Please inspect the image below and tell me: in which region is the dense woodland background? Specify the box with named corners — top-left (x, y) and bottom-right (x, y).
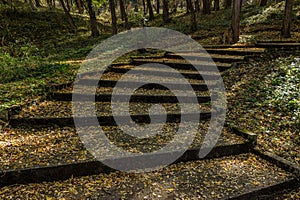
top-left (1, 0), bottom-right (299, 110)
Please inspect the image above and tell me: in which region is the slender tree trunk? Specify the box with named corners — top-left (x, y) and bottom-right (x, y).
top-left (34, 0), bottom-right (41, 7)
top-left (187, 0), bottom-right (197, 31)
top-left (119, 0), bottom-right (125, 20)
top-left (146, 0), bottom-right (154, 20)
top-left (75, 0), bottom-right (84, 13)
top-left (156, 0), bottom-right (160, 14)
top-left (195, 0), bottom-right (200, 12)
top-left (225, 0), bottom-right (231, 9)
top-left (119, 0), bottom-right (130, 29)
top-left (162, 0), bottom-right (169, 23)
top-left (231, 0), bottom-right (241, 43)
top-left (109, 0), bottom-right (117, 34)
top-left (260, 0), bottom-right (267, 6)
top-left (142, 0), bottom-right (146, 15)
top-left (59, 0), bottom-right (77, 33)
top-left (281, 0), bottom-right (294, 38)
top-left (87, 0), bottom-right (99, 37)
top-left (133, 0), bottom-right (138, 12)
top-left (186, 0), bottom-right (190, 13)
top-left (66, 0), bottom-right (71, 11)
top-left (214, 0), bottom-right (220, 11)
top-left (202, 0), bottom-right (210, 14)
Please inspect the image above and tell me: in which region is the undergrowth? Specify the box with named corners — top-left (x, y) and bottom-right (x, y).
top-left (264, 57), bottom-right (300, 122)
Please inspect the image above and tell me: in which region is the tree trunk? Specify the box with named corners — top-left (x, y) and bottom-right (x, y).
top-left (187, 0), bottom-right (197, 31)
top-left (34, 0), bottom-right (41, 7)
top-left (162, 0), bottom-right (169, 23)
top-left (109, 0), bottom-right (118, 34)
top-left (214, 0), bottom-right (220, 11)
top-left (231, 0), bottom-right (241, 43)
top-left (260, 0), bottom-right (267, 6)
top-left (119, 0), bottom-right (130, 29)
top-left (186, 0), bottom-right (190, 14)
top-left (75, 0), bottom-right (84, 13)
top-left (202, 0), bottom-right (210, 14)
top-left (66, 0), bottom-right (71, 11)
top-left (281, 0), bottom-right (294, 38)
top-left (133, 0), bottom-right (138, 12)
top-left (146, 0), bottom-right (154, 20)
top-left (142, 0), bottom-right (146, 15)
top-left (87, 0), bottom-right (99, 37)
top-left (259, 0), bottom-right (266, 7)
top-left (59, 0), bottom-right (77, 33)
top-left (225, 0), bottom-right (231, 9)
top-left (156, 0), bottom-right (160, 14)
top-left (119, 0), bottom-right (125, 20)
top-left (195, 0), bottom-right (200, 12)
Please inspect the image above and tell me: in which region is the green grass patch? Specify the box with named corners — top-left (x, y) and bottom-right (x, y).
top-left (0, 47), bottom-right (78, 112)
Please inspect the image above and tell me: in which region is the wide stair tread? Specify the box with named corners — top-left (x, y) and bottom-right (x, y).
top-left (256, 42), bottom-right (300, 48)
top-left (205, 47), bottom-right (266, 55)
top-left (10, 107), bottom-right (212, 127)
top-left (131, 57), bottom-right (233, 70)
top-left (82, 65), bottom-right (223, 80)
top-left (0, 151), bottom-right (297, 199)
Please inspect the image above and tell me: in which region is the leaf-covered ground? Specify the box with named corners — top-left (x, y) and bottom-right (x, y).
top-left (223, 55), bottom-right (300, 166)
top-left (0, 154), bottom-right (294, 199)
top-left (0, 122), bottom-right (245, 170)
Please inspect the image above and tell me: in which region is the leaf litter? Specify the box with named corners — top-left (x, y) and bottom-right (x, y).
top-left (0, 120), bottom-right (244, 170)
top-left (0, 154), bottom-right (294, 199)
top-left (223, 55), bottom-right (300, 166)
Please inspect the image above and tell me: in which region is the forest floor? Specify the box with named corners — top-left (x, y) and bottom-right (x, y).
top-left (0, 0), bottom-right (299, 198)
